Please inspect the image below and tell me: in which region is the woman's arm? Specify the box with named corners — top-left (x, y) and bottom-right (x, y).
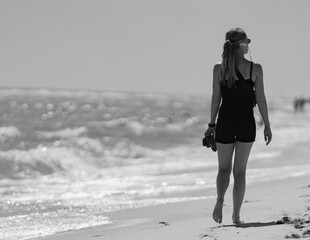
top-left (254, 64), bottom-right (272, 145)
top-left (205, 64), bottom-right (222, 136)
top-left (209, 64), bottom-right (222, 124)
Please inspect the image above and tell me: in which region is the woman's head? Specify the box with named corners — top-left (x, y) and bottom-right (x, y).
top-left (221, 28), bottom-right (251, 87)
top-left (225, 28), bottom-right (251, 55)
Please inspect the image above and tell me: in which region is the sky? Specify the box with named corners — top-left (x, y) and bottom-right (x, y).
top-left (0, 0), bottom-right (310, 97)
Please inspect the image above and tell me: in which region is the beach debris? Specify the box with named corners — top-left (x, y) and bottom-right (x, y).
top-left (199, 233), bottom-right (213, 238)
top-left (91, 235), bottom-right (102, 238)
top-left (283, 216), bottom-right (292, 223)
top-left (277, 217), bottom-right (307, 225)
top-left (303, 229), bottom-right (310, 236)
top-left (282, 216), bottom-right (310, 239)
top-left (279, 210), bottom-right (310, 238)
top-left (292, 218), bottom-right (306, 229)
top-left (285, 233), bottom-right (301, 238)
top-left (277, 216), bottom-right (292, 224)
top-left (158, 221), bottom-right (170, 226)
top-left (294, 223), bottom-right (305, 229)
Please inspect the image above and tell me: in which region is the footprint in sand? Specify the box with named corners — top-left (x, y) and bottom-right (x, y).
top-left (158, 221), bottom-right (170, 227)
top-left (199, 233), bottom-right (215, 239)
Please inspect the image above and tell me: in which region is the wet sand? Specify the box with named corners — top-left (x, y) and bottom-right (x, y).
top-left (31, 168), bottom-right (310, 240)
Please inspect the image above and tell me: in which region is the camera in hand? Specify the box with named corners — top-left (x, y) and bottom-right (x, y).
top-left (202, 134), bottom-right (217, 152)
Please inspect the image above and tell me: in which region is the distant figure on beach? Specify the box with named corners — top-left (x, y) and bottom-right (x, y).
top-left (205, 28), bottom-right (272, 224)
top-left (293, 96), bottom-right (306, 112)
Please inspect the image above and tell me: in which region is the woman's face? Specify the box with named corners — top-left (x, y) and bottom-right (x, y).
top-left (239, 38), bottom-right (251, 54)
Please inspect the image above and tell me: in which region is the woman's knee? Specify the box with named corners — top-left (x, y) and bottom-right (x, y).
top-left (219, 167), bottom-right (232, 175)
top-left (233, 170), bottom-right (246, 179)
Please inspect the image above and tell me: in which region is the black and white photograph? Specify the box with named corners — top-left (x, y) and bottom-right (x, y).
top-left (0, 0), bottom-right (310, 239)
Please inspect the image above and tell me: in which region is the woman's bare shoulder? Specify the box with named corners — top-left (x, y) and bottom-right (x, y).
top-left (252, 62), bottom-right (263, 82)
top-left (253, 62), bottom-right (263, 72)
top-left (213, 63), bottom-right (222, 74)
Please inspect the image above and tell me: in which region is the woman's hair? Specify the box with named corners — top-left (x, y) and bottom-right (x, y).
top-left (221, 28), bottom-right (248, 88)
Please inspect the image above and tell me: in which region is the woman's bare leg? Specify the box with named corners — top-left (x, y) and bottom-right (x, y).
top-left (232, 141), bottom-right (253, 224)
top-left (213, 142), bottom-right (234, 223)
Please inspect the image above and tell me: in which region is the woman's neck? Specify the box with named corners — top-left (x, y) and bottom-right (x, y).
top-left (236, 54), bottom-right (247, 65)
top-left (236, 52), bottom-right (246, 61)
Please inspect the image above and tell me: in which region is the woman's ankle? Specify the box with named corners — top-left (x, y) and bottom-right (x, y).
top-left (216, 197), bottom-right (224, 205)
top-left (232, 213), bottom-right (240, 221)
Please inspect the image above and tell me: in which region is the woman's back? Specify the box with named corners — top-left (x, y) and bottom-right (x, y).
top-left (220, 61), bottom-right (255, 110)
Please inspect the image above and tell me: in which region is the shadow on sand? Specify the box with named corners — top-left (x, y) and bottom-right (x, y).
top-left (223, 221), bottom-right (278, 228)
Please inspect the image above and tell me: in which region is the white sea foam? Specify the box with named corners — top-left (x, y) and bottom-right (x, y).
top-left (36, 127), bottom-right (88, 139)
top-left (0, 126), bottom-right (21, 139)
top-left (247, 164), bottom-right (310, 184)
top-left (127, 121), bottom-right (145, 136)
top-left (251, 151), bottom-right (282, 161)
top-left (0, 146), bottom-right (94, 178)
top-left (0, 209), bottom-right (111, 240)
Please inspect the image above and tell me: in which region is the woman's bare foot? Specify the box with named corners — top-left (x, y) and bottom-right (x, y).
top-left (212, 199), bottom-right (224, 223)
top-left (232, 214), bottom-right (244, 225)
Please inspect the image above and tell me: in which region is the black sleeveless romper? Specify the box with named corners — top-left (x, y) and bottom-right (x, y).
top-left (215, 62), bottom-right (256, 144)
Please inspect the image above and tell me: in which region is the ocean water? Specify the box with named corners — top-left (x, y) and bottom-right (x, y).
top-left (0, 88), bottom-right (310, 240)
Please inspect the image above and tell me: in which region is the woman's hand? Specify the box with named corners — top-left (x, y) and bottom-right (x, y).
top-left (205, 127), bottom-right (216, 136)
top-left (264, 126), bottom-right (272, 145)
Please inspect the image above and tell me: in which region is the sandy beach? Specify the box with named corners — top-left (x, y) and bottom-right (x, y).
top-left (31, 166), bottom-right (310, 240)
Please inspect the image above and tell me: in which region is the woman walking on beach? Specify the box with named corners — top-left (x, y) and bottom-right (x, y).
top-left (205, 28), bottom-right (272, 224)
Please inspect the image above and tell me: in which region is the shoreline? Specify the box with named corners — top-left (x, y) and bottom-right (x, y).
top-left (31, 172), bottom-right (310, 240)
top-left (27, 134), bottom-right (310, 240)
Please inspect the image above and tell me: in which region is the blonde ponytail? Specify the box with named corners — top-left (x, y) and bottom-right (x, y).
top-left (220, 28), bottom-right (248, 88)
